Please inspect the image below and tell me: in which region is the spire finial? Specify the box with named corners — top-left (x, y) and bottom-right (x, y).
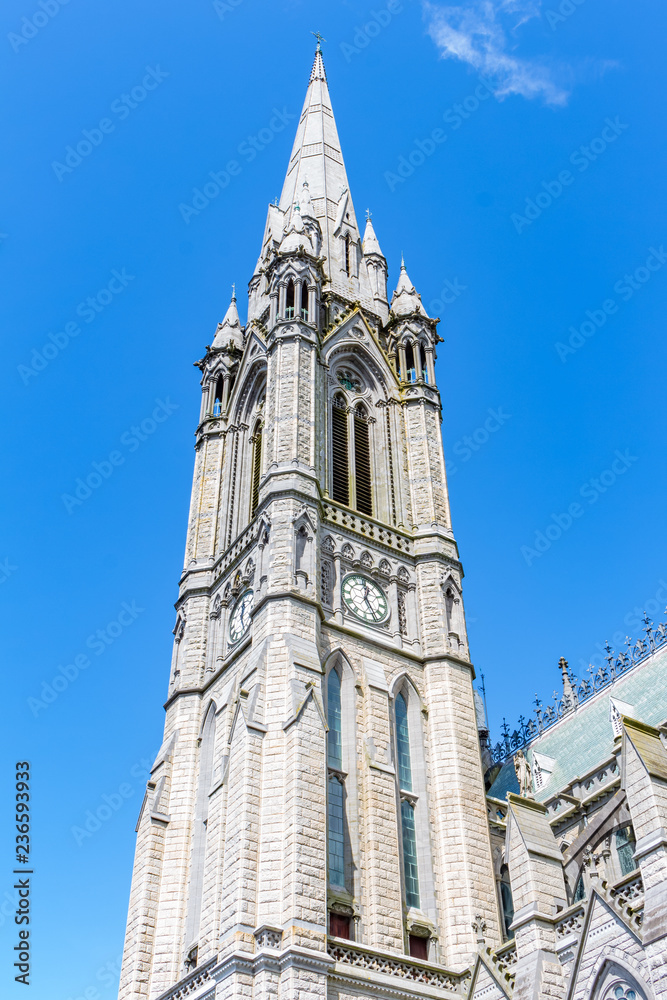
top-left (311, 30), bottom-right (326, 50)
top-left (400, 252), bottom-right (406, 270)
top-left (365, 208), bottom-right (372, 221)
top-left (231, 282), bottom-right (236, 301)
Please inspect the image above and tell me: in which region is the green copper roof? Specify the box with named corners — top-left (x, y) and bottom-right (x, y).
top-left (488, 644), bottom-right (667, 802)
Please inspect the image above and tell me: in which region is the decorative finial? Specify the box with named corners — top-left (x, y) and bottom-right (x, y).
top-left (400, 252), bottom-right (406, 269)
top-left (231, 283), bottom-right (236, 302)
top-left (472, 914), bottom-right (487, 945)
top-left (558, 656), bottom-right (574, 704)
top-left (365, 208), bottom-right (372, 221)
top-left (311, 30), bottom-right (326, 50)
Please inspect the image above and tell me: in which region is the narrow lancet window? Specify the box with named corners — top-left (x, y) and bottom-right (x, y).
top-left (343, 234), bottom-right (351, 276)
top-left (401, 799), bottom-right (420, 908)
top-left (328, 775), bottom-right (345, 887)
top-left (420, 344), bottom-right (428, 382)
top-left (396, 690), bottom-right (420, 910)
top-left (327, 669), bottom-right (345, 888)
top-left (405, 343), bottom-right (416, 382)
top-left (250, 423), bottom-right (262, 517)
top-left (616, 826), bottom-right (637, 876)
top-left (301, 282), bottom-right (309, 321)
top-left (213, 375), bottom-right (224, 416)
top-left (327, 669), bottom-right (343, 769)
top-left (331, 396), bottom-right (349, 505)
top-left (353, 405), bottom-right (372, 517)
top-left (396, 693), bottom-right (412, 791)
top-left (285, 279), bottom-right (295, 319)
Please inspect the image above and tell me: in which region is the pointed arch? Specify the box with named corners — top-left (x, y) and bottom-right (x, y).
top-left (212, 372), bottom-right (225, 416)
top-left (285, 278), bottom-right (295, 319)
top-left (331, 393), bottom-right (349, 505)
top-left (390, 674), bottom-right (438, 945)
top-left (405, 342), bottom-right (416, 382)
top-left (353, 404), bottom-right (372, 516)
top-left (324, 338), bottom-right (397, 524)
top-left (184, 700), bottom-right (217, 953)
top-left (324, 651), bottom-right (359, 929)
top-left (250, 419), bottom-right (263, 518)
top-left (300, 281), bottom-right (310, 321)
top-left (419, 343), bottom-right (428, 383)
top-left (588, 958), bottom-right (652, 1000)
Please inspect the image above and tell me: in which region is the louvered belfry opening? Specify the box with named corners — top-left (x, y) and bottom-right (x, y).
top-left (250, 424), bottom-right (262, 516)
top-left (331, 396), bottom-right (349, 505)
top-left (354, 405), bottom-right (372, 516)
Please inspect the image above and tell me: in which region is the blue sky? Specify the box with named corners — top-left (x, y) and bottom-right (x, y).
top-left (1, 0), bottom-right (665, 996)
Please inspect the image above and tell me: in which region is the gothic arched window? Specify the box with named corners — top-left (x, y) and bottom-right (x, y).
top-left (405, 343), bottom-right (416, 382)
top-left (331, 394), bottom-right (350, 506)
top-left (301, 281), bottom-right (309, 321)
top-left (330, 394), bottom-right (374, 516)
top-left (212, 375), bottom-right (224, 416)
top-left (285, 279), bottom-right (295, 319)
top-left (327, 669), bottom-right (345, 888)
top-left (183, 703), bottom-right (216, 952)
top-left (616, 826), bottom-right (636, 876)
top-left (353, 405), bottom-right (372, 516)
top-left (420, 344), bottom-right (428, 383)
top-left (250, 422), bottom-right (263, 517)
top-left (396, 693), bottom-right (420, 909)
top-left (499, 864), bottom-right (514, 939)
top-left (343, 234), bottom-right (351, 276)
top-left (396, 693), bottom-right (412, 790)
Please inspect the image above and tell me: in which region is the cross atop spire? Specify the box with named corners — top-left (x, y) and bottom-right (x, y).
top-left (309, 36), bottom-right (327, 83)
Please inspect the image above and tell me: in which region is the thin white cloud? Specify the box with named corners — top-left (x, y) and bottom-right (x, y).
top-left (423, 0), bottom-right (570, 106)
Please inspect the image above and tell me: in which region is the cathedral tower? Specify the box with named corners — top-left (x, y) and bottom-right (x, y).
top-left (118, 45), bottom-right (500, 1000)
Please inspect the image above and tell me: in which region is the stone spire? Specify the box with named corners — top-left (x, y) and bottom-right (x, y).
top-left (390, 259), bottom-right (429, 317)
top-left (212, 288), bottom-right (243, 350)
top-left (278, 45), bottom-right (361, 281)
top-left (362, 216), bottom-right (384, 258)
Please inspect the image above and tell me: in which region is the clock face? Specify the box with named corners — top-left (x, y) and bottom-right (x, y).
top-left (229, 590), bottom-right (253, 643)
top-left (342, 574), bottom-right (389, 625)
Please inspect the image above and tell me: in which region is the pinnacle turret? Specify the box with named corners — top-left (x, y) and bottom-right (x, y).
top-left (212, 289), bottom-right (243, 350)
top-left (362, 217), bottom-right (384, 259)
top-left (390, 259), bottom-right (429, 318)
